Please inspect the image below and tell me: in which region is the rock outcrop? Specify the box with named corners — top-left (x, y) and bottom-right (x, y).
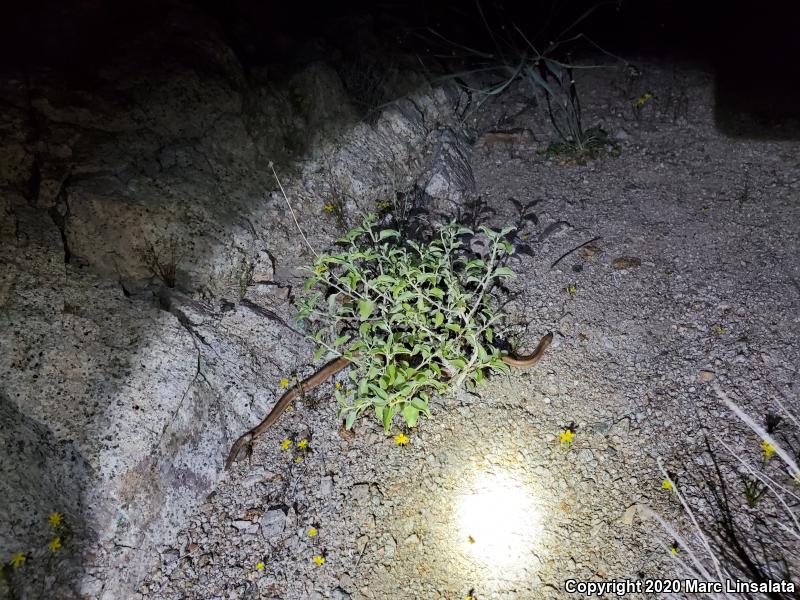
top-left (0, 4), bottom-right (472, 598)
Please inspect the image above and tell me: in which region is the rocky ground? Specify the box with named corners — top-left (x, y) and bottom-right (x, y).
top-left (137, 62), bottom-right (800, 599)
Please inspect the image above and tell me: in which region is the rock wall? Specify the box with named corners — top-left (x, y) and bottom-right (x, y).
top-left (0, 5), bottom-right (472, 598)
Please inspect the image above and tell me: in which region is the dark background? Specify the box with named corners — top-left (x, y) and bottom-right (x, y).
top-left (2, 0), bottom-right (800, 126)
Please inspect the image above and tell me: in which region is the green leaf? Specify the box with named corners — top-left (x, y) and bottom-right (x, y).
top-left (403, 403), bottom-right (420, 427)
top-left (383, 404), bottom-right (395, 432)
top-left (411, 397), bottom-right (430, 415)
top-left (358, 300), bottom-right (375, 320)
top-left (493, 266), bottom-right (516, 279)
top-left (379, 229), bottom-right (400, 241)
top-left (344, 411), bottom-right (357, 429)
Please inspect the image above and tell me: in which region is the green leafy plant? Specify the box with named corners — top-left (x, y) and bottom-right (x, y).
top-left (741, 476), bottom-right (768, 508)
top-left (297, 214), bottom-right (516, 432)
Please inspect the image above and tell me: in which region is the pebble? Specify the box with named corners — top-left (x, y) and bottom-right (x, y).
top-left (697, 369), bottom-right (715, 382)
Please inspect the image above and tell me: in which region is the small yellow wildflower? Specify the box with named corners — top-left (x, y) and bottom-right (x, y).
top-left (279, 378), bottom-right (290, 388)
top-left (662, 479), bottom-right (673, 491)
top-left (634, 92), bottom-right (653, 107)
top-left (671, 545), bottom-right (679, 556)
top-left (256, 561), bottom-right (265, 571)
top-left (9, 552), bottom-right (25, 568)
top-left (566, 284), bottom-right (577, 296)
top-left (48, 537), bottom-right (61, 553)
top-left (323, 203), bottom-right (335, 213)
top-left (559, 428), bottom-right (575, 446)
top-left (762, 440), bottom-right (775, 460)
top-left (315, 264), bottom-right (328, 275)
top-left (297, 439), bottom-right (309, 450)
top-left (312, 555), bottom-right (325, 566)
top-left (48, 512), bottom-right (63, 528)
top-left (394, 432), bottom-right (409, 446)
top-left (280, 439), bottom-right (292, 451)
top-left (308, 527), bottom-right (318, 537)
top-left (335, 382), bottom-right (341, 390)
top-left (294, 456), bottom-right (303, 463)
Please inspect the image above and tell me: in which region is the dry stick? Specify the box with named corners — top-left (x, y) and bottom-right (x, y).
top-left (549, 235), bottom-right (601, 270)
top-left (269, 161), bottom-right (318, 258)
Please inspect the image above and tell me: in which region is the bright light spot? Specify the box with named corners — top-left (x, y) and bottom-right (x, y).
top-left (456, 471), bottom-right (542, 568)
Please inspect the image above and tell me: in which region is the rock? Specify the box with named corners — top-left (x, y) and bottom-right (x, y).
top-left (612, 256), bottom-right (642, 270)
top-left (331, 587), bottom-right (352, 600)
top-left (611, 127), bottom-right (631, 141)
top-left (351, 483), bottom-right (371, 504)
top-left (418, 129), bottom-right (475, 210)
top-left (260, 509), bottom-right (287, 539)
top-left (697, 370), bottom-right (715, 382)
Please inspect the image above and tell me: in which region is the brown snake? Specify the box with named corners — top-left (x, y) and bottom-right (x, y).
top-left (225, 332), bottom-right (553, 469)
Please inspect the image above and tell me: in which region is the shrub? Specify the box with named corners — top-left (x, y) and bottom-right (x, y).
top-left (296, 214), bottom-right (516, 432)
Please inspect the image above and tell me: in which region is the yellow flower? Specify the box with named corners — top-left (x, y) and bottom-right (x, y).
top-left (48, 537), bottom-right (61, 553)
top-left (634, 92), bottom-right (653, 107)
top-left (335, 382), bottom-right (341, 390)
top-left (279, 378), bottom-right (290, 388)
top-left (312, 555), bottom-right (325, 566)
top-left (559, 428), bottom-right (575, 446)
top-left (308, 527), bottom-right (318, 537)
top-left (294, 456), bottom-right (303, 463)
top-left (256, 561), bottom-right (265, 571)
top-left (323, 203), bottom-right (335, 213)
top-left (48, 512), bottom-right (63, 528)
top-left (566, 284), bottom-right (577, 296)
top-left (315, 264), bottom-right (328, 275)
top-left (662, 479), bottom-right (673, 491)
top-left (762, 440), bottom-right (775, 460)
top-left (394, 432), bottom-right (409, 446)
top-left (670, 545), bottom-right (679, 555)
top-left (9, 552), bottom-right (25, 568)
top-left (297, 439), bottom-right (309, 450)
top-left (280, 439), bottom-right (292, 451)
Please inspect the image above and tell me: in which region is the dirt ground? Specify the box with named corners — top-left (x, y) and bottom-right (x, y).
top-left (141, 60), bottom-right (800, 599)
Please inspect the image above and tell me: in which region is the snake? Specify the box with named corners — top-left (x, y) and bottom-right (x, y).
top-left (225, 331), bottom-right (554, 469)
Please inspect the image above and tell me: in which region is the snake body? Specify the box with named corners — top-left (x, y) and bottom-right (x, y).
top-left (225, 332), bottom-right (553, 469)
